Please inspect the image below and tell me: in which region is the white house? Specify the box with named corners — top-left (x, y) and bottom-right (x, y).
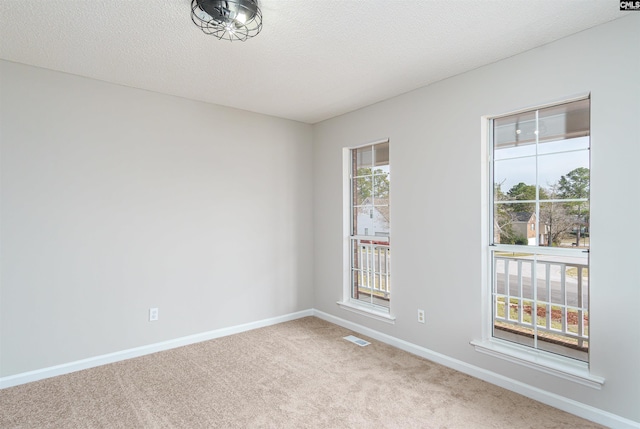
top-left (355, 198), bottom-right (390, 238)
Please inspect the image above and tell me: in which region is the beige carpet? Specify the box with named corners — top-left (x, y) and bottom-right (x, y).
top-left (0, 317), bottom-right (605, 428)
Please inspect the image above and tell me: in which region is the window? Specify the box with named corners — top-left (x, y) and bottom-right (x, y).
top-left (490, 98), bottom-right (590, 362)
top-left (344, 141), bottom-right (391, 316)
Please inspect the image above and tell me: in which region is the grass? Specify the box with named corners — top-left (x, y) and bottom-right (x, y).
top-left (566, 267), bottom-right (589, 278)
top-left (494, 252), bottom-right (531, 257)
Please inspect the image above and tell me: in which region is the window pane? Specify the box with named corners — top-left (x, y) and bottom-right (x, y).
top-left (352, 143), bottom-right (390, 238)
top-left (538, 136), bottom-right (589, 155)
top-left (537, 99), bottom-right (590, 143)
top-left (355, 206), bottom-right (390, 236)
top-left (373, 167), bottom-right (390, 201)
top-left (354, 206), bottom-right (373, 236)
top-left (535, 255), bottom-right (589, 360)
top-left (494, 110), bottom-right (537, 149)
top-left (351, 239), bottom-right (390, 309)
top-left (492, 252), bottom-right (588, 361)
top-left (539, 202), bottom-right (589, 249)
top-left (373, 205), bottom-right (390, 235)
top-left (494, 142), bottom-right (536, 161)
top-left (354, 175), bottom-right (371, 205)
top-left (493, 249), bottom-right (537, 348)
top-left (494, 205), bottom-right (537, 245)
top-left (538, 150), bottom-right (589, 195)
top-left (355, 147), bottom-right (373, 169)
top-left (494, 98), bottom-right (589, 151)
top-left (374, 142), bottom-right (389, 166)
top-left (494, 157), bottom-right (536, 200)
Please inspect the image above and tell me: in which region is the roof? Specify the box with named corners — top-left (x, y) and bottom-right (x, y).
top-left (360, 197), bottom-right (389, 223)
top-left (512, 212), bottom-right (535, 222)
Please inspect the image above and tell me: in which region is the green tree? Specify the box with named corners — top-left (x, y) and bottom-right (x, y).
top-left (507, 182), bottom-right (536, 213)
top-left (505, 182), bottom-right (548, 213)
top-left (496, 182), bottom-right (550, 245)
top-left (558, 167), bottom-right (590, 245)
top-left (558, 167), bottom-right (589, 200)
top-left (355, 168), bottom-right (389, 204)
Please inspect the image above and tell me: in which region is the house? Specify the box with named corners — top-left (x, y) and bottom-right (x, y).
top-left (355, 197), bottom-right (390, 238)
top-left (494, 212), bottom-right (546, 246)
top-left (1, 4), bottom-right (638, 429)
top-left (509, 212), bottom-right (551, 246)
top-left (511, 212), bottom-right (536, 245)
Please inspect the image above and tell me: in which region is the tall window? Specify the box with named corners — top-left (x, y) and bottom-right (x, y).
top-left (349, 141), bottom-right (391, 312)
top-left (490, 98), bottom-right (590, 361)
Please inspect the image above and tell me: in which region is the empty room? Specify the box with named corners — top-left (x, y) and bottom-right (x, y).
top-left (1, 1), bottom-right (639, 428)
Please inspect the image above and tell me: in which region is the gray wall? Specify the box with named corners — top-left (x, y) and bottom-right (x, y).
top-left (313, 15), bottom-right (640, 422)
top-left (0, 61), bottom-right (314, 376)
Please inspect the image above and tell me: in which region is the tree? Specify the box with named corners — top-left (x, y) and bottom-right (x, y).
top-left (496, 182), bottom-right (551, 245)
top-left (505, 182), bottom-right (549, 213)
top-left (493, 182), bottom-right (512, 243)
top-left (539, 183), bottom-right (576, 246)
top-left (493, 170), bottom-right (589, 247)
top-left (506, 182), bottom-right (537, 213)
top-left (558, 167), bottom-right (589, 200)
top-left (355, 168), bottom-right (389, 202)
top-left (558, 167), bottom-right (590, 246)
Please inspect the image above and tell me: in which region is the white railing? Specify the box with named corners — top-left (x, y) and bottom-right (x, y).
top-left (352, 241), bottom-right (391, 300)
top-left (493, 255), bottom-right (588, 349)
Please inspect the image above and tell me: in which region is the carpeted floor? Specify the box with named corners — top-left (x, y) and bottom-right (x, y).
top-left (0, 317), bottom-right (605, 428)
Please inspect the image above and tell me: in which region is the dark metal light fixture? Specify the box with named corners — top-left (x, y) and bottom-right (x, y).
top-left (191, 0), bottom-right (262, 41)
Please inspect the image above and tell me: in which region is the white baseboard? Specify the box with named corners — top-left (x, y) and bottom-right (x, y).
top-left (2, 308), bottom-right (637, 429)
top-left (0, 309), bottom-right (313, 390)
top-left (313, 309), bottom-right (640, 429)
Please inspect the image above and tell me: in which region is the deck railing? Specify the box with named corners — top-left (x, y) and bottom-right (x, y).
top-left (493, 255), bottom-right (588, 351)
top-left (353, 242), bottom-right (391, 300)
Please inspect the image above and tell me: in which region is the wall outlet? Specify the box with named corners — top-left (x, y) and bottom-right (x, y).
top-left (149, 307), bottom-right (159, 321)
top-left (417, 309), bottom-right (425, 324)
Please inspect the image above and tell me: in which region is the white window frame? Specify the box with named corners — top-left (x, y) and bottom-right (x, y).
top-left (472, 95), bottom-right (604, 389)
top-left (338, 139), bottom-right (395, 323)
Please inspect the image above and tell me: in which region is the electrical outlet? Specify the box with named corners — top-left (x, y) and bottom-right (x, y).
top-left (149, 307), bottom-right (159, 321)
top-left (417, 309), bottom-right (425, 324)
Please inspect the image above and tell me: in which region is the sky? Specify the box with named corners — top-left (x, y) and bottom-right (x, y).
top-left (494, 136), bottom-right (589, 193)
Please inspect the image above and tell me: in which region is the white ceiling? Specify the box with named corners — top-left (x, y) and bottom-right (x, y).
top-left (0, 1), bottom-right (629, 124)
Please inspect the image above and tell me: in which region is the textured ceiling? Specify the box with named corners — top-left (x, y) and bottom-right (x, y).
top-left (0, 1), bottom-right (629, 124)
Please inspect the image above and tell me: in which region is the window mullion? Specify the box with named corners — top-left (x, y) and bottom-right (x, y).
top-left (532, 255), bottom-right (538, 350)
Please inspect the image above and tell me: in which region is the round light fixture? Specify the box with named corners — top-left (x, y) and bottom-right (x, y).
top-left (191, 0), bottom-right (262, 41)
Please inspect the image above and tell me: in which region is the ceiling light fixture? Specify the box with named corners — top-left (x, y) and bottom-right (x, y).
top-left (191, 0), bottom-right (262, 42)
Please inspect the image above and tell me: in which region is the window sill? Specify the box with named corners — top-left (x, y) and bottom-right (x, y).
top-left (337, 301), bottom-right (396, 324)
top-left (470, 338), bottom-right (604, 389)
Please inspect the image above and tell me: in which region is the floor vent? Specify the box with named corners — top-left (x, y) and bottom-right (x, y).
top-left (343, 335), bottom-right (370, 347)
